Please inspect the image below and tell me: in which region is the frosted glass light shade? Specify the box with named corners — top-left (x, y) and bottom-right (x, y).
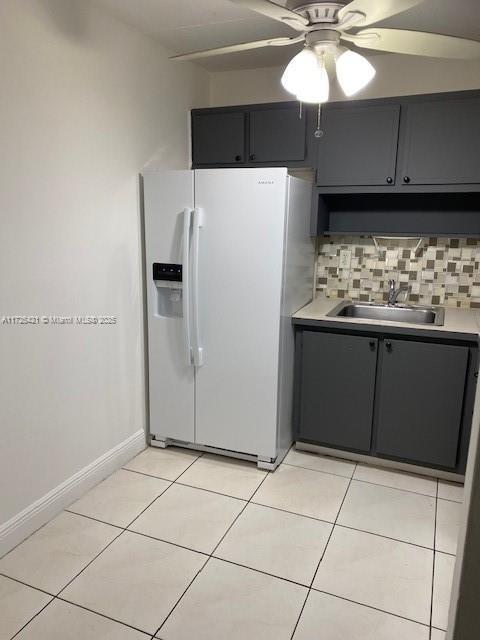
top-left (295, 63), bottom-right (329, 103)
top-left (281, 48), bottom-right (329, 103)
top-left (336, 49), bottom-right (376, 96)
top-left (281, 48), bottom-right (318, 95)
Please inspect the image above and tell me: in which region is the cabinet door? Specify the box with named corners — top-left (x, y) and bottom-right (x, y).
top-left (298, 332), bottom-right (378, 452)
top-left (398, 96), bottom-right (480, 185)
top-left (249, 106), bottom-right (306, 162)
top-left (375, 340), bottom-right (469, 468)
top-left (316, 104), bottom-right (400, 186)
top-left (192, 111), bottom-right (245, 165)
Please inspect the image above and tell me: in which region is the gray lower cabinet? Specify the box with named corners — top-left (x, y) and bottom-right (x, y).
top-left (295, 328), bottom-right (476, 472)
top-left (298, 331), bottom-right (378, 452)
top-left (375, 339), bottom-right (469, 468)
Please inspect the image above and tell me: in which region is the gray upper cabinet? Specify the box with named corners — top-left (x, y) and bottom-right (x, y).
top-left (375, 339), bottom-right (469, 469)
top-left (398, 95), bottom-right (480, 185)
top-left (249, 106), bottom-right (306, 163)
top-left (316, 103), bottom-right (401, 187)
top-left (191, 103), bottom-right (308, 168)
top-left (192, 111), bottom-right (246, 165)
top-left (298, 331), bottom-right (377, 452)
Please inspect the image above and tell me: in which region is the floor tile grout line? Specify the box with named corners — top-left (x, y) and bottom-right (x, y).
top-left (122, 449), bottom-right (205, 485)
top-left (436, 496), bottom-right (463, 504)
top-left (124, 478), bottom-right (178, 531)
top-left (9, 595), bottom-right (55, 640)
top-left (55, 527), bottom-right (125, 598)
top-left (54, 596), bottom-right (153, 636)
top-left (152, 469), bottom-right (272, 638)
top-left (430, 479), bottom-right (440, 636)
top-left (284, 457), bottom-right (463, 500)
top-left (289, 587), bottom-right (310, 640)
top-left (436, 495), bottom-right (464, 505)
top-left (334, 522), bottom-right (437, 552)
top-left (121, 467), bottom-right (179, 483)
top-left (290, 462), bottom-right (358, 640)
top-left (173, 479), bottom-right (249, 502)
top-left (210, 472), bottom-right (270, 557)
top-left (149, 547), bottom-right (208, 637)
top-left (210, 555), bottom-right (311, 589)
top-left (64, 509), bottom-right (125, 530)
top-left (0, 572), bottom-right (55, 598)
top-left (309, 586), bottom-right (432, 629)
top-left (282, 461), bottom-right (355, 480)
top-left (351, 476), bottom-right (440, 499)
top-left (166, 451), bottom-right (206, 484)
top-left (59, 510), bottom-right (212, 560)
top-left (249, 499), bottom-right (336, 525)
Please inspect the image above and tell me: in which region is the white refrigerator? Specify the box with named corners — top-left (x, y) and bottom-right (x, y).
top-left (143, 168), bottom-right (314, 469)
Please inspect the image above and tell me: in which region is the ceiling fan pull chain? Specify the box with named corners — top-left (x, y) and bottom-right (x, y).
top-left (314, 103), bottom-right (324, 138)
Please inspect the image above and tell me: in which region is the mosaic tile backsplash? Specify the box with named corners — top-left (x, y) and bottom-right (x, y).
top-left (316, 236), bottom-right (480, 309)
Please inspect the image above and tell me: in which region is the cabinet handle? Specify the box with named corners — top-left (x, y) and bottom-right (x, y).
top-left (369, 340), bottom-right (376, 350)
top-left (235, 155), bottom-right (242, 162)
top-left (386, 176), bottom-right (393, 184)
top-left (385, 341), bottom-right (392, 352)
top-left (249, 153), bottom-right (256, 161)
top-left (403, 176), bottom-right (411, 183)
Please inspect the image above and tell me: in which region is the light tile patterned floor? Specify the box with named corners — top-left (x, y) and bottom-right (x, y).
top-left (0, 446), bottom-right (463, 639)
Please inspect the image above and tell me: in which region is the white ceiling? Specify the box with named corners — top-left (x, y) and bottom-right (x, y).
top-left (99, 0), bottom-right (480, 72)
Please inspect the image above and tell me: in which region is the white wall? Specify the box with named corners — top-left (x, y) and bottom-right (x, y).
top-left (209, 55), bottom-right (480, 106)
top-left (0, 0), bottom-right (208, 544)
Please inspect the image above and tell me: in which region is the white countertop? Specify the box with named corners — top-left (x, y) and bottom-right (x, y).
top-left (293, 295), bottom-right (480, 337)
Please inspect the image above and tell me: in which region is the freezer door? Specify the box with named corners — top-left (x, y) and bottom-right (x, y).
top-left (143, 171), bottom-right (195, 443)
top-left (193, 168), bottom-right (288, 458)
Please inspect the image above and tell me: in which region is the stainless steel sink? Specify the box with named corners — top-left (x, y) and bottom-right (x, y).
top-left (327, 301), bottom-right (445, 326)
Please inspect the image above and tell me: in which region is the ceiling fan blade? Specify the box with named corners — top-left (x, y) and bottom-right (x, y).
top-left (170, 35), bottom-right (304, 61)
top-left (230, 0), bottom-right (308, 31)
top-left (343, 28), bottom-right (480, 59)
top-left (337, 0), bottom-right (423, 29)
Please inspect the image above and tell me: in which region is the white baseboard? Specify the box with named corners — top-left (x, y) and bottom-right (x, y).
top-left (0, 429), bottom-right (146, 558)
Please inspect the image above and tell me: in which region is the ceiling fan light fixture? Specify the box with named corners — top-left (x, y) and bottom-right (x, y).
top-left (281, 47), bottom-right (329, 103)
top-left (295, 61), bottom-right (329, 103)
top-left (281, 47), bottom-right (318, 95)
top-left (335, 49), bottom-right (376, 97)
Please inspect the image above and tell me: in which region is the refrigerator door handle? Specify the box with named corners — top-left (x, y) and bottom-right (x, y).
top-left (191, 207), bottom-right (204, 367)
top-left (182, 207), bottom-right (194, 365)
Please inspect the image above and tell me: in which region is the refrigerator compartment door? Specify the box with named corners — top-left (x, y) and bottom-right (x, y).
top-left (143, 170), bottom-right (195, 444)
top-left (193, 168), bottom-right (288, 459)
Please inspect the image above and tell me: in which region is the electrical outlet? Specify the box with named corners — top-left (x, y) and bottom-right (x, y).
top-left (339, 249), bottom-right (352, 269)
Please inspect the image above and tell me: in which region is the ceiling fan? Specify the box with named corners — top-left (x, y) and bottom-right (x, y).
top-left (171, 0), bottom-right (480, 102)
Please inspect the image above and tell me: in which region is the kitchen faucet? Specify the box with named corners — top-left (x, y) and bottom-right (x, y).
top-left (387, 279), bottom-right (409, 305)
